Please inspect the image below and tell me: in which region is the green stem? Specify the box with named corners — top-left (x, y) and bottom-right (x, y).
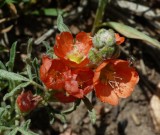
top-left (30, 80), bottom-right (46, 91)
top-left (91, 0), bottom-right (108, 35)
top-left (61, 99), bottom-right (81, 114)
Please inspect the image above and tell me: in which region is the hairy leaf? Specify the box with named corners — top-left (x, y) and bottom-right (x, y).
top-left (18, 127), bottom-right (38, 135)
top-left (104, 22), bottom-right (160, 48)
top-left (0, 60), bottom-right (7, 70)
top-left (6, 41), bottom-right (17, 71)
top-left (26, 39), bottom-right (33, 80)
top-left (0, 69), bottom-right (29, 81)
top-left (57, 14), bottom-right (71, 33)
top-left (3, 82), bottom-right (31, 101)
top-left (82, 96), bottom-right (96, 124)
top-left (8, 128), bottom-right (17, 135)
top-left (88, 109), bottom-right (96, 124)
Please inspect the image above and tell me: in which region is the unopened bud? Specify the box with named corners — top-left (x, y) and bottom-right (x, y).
top-left (88, 29), bottom-right (122, 66)
top-left (92, 29), bottom-right (116, 49)
top-left (88, 48), bottom-right (102, 65)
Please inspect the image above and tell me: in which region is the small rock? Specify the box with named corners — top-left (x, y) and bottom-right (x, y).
top-left (70, 25), bottom-right (80, 34)
top-left (83, 117), bottom-right (90, 124)
top-left (150, 95), bottom-right (160, 133)
top-left (131, 113), bottom-right (141, 126)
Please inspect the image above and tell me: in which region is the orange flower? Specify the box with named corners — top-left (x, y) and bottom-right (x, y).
top-left (17, 91), bottom-right (42, 112)
top-left (72, 68), bottom-right (94, 96)
top-left (63, 68), bottom-right (94, 98)
top-left (93, 59), bottom-right (139, 105)
top-left (54, 32), bottom-right (92, 68)
top-left (40, 55), bottom-right (69, 90)
top-left (39, 56), bottom-right (94, 101)
top-left (115, 33), bottom-right (125, 45)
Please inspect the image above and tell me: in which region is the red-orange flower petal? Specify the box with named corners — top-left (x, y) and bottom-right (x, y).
top-left (54, 32), bottom-right (73, 58)
top-left (54, 32), bottom-right (92, 68)
top-left (93, 59), bottom-right (139, 105)
top-left (63, 68), bottom-right (94, 98)
top-left (40, 55), bottom-right (69, 90)
top-left (73, 68), bottom-right (94, 95)
top-left (115, 33), bottom-right (125, 45)
top-left (63, 70), bottom-right (84, 98)
top-left (110, 60), bottom-right (139, 98)
top-left (94, 83), bottom-right (119, 105)
top-left (54, 91), bottom-right (77, 103)
top-left (39, 55), bottom-right (52, 82)
top-left (75, 32), bottom-right (92, 55)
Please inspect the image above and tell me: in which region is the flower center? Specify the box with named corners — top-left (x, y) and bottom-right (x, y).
top-left (100, 65), bottom-right (122, 90)
top-left (49, 71), bottom-right (62, 83)
top-left (67, 43), bottom-right (85, 64)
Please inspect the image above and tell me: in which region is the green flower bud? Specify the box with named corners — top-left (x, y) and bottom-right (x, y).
top-left (92, 29), bottom-right (116, 49)
top-left (98, 46), bottom-right (115, 58)
top-left (88, 48), bottom-right (102, 65)
top-left (88, 29), bottom-right (121, 66)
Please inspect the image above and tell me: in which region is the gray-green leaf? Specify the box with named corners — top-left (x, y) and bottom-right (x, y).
top-left (3, 82), bottom-right (31, 101)
top-left (0, 60), bottom-right (7, 70)
top-left (7, 128), bottom-right (18, 135)
top-left (0, 126), bottom-right (12, 131)
top-left (0, 69), bottom-right (29, 81)
top-left (6, 41), bottom-right (17, 71)
top-left (104, 22), bottom-right (160, 48)
top-left (88, 109), bottom-right (96, 124)
top-left (18, 127), bottom-right (38, 135)
top-left (57, 14), bottom-right (71, 33)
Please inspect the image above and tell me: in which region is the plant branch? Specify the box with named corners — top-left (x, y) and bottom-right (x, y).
top-left (30, 80), bottom-right (46, 92)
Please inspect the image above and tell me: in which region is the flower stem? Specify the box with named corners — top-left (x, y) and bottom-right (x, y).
top-left (91, 0), bottom-right (108, 35)
top-left (30, 80), bottom-right (46, 91)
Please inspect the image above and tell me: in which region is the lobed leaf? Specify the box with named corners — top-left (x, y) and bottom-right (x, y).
top-left (104, 22), bottom-right (160, 48)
